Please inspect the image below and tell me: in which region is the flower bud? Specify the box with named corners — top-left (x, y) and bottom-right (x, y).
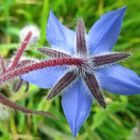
top-left (19, 25), bottom-right (40, 44)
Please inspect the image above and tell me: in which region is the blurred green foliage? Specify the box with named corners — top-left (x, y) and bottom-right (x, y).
top-left (0, 0), bottom-right (140, 140)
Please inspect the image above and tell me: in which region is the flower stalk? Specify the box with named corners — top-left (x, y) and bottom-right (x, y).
top-left (0, 57), bottom-right (84, 84)
top-left (9, 31), bottom-right (32, 70)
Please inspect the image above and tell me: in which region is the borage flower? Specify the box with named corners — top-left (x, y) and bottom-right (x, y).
top-left (22, 7), bottom-right (140, 136)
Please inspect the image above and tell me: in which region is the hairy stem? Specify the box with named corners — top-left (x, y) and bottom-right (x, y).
top-left (9, 32), bottom-right (32, 69)
top-left (0, 57), bottom-right (83, 84)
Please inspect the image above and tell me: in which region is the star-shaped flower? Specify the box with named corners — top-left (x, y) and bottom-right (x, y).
top-left (22, 6), bottom-right (140, 136)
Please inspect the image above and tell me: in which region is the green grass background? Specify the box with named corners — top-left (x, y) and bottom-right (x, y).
top-left (0, 0), bottom-right (140, 140)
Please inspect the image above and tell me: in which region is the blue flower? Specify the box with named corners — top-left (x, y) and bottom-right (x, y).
top-left (22, 6), bottom-right (140, 136)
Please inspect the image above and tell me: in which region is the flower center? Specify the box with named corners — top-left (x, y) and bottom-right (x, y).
top-left (38, 18), bottom-right (130, 108)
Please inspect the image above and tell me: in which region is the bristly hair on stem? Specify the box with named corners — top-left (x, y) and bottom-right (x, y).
top-left (0, 57), bottom-right (84, 84)
top-left (9, 31), bottom-right (32, 70)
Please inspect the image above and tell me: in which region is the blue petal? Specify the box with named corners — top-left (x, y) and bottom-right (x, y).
top-left (62, 78), bottom-right (93, 136)
top-left (88, 6), bottom-right (126, 54)
top-left (97, 65), bottom-right (140, 95)
top-left (47, 11), bottom-right (76, 54)
top-left (22, 66), bottom-right (66, 89)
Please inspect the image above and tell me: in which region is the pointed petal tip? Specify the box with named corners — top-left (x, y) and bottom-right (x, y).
top-left (88, 6), bottom-right (127, 54)
top-left (104, 6), bottom-right (127, 17)
top-left (98, 65), bottom-right (140, 95)
top-left (48, 10), bottom-right (56, 24)
top-left (115, 6), bottom-right (127, 15)
top-left (71, 129), bottom-right (78, 137)
top-left (69, 120), bottom-right (81, 137)
top-left (62, 79), bottom-right (93, 138)
top-left (47, 10), bottom-right (75, 54)
top-left (49, 10), bottom-right (55, 17)
top-left (70, 123), bottom-right (80, 137)
top-left (103, 6), bottom-right (127, 20)
top-left (121, 5), bottom-right (127, 11)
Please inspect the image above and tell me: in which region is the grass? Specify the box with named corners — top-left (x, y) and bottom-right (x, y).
top-left (0, 0), bottom-right (140, 140)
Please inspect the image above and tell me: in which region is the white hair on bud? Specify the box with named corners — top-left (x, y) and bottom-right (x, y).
top-left (19, 25), bottom-right (40, 44)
